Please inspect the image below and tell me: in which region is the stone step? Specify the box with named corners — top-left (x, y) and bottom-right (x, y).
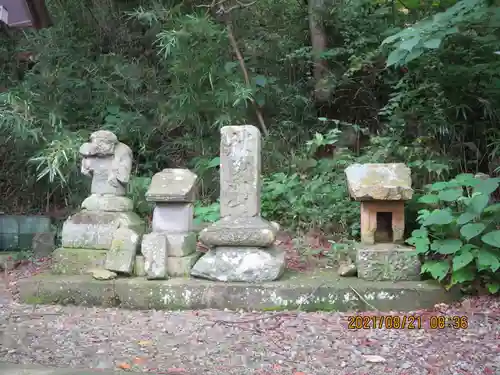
top-left (356, 243), bottom-right (421, 281)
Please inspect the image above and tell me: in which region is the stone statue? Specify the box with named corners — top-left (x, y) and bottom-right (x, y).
top-left (79, 130), bottom-right (133, 196)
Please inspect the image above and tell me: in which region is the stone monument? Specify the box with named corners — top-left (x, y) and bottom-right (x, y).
top-left (190, 125), bottom-right (285, 282)
top-left (52, 130), bottom-right (146, 275)
top-left (141, 168), bottom-right (200, 279)
top-left (345, 163), bottom-right (420, 281)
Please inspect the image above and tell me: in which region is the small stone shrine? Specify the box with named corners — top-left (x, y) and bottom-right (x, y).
top-left (52, 130), bottom-right (146, 275)
top-left (345, 163), bottom-right (420, 281)
top-left (191, 125), bottom-right (285, 282)
top-left (141, 169), bottom-right (200, 279)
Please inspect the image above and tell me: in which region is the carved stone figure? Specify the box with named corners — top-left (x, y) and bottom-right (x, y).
top-left (79, 130), bottom-right (133, 196)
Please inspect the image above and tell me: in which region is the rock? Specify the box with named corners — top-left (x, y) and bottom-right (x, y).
top-left (105, 228), bottom-right (140, 274)
top-left (199, 216), bottom-right (276, 247)
top-left (345, 163), bottom-right (413, 201)
top-left (134, 255), bottom-right (146, 276)
top-left (81, 195), bottom-right (134, 212)
top-left (356, 243), bottom-right (421, 281)
top-left (31, 232), bottom-right (55, 257)
top-left (270, 221), bottom-right (281, 232)
top-left (61, 211), bottom-right (145, 250)
top-left (146, 168), bottom-right (198, 203)
top-left (152, 203), bottom-right (194, 232)
top-left (52, 248), bottom-right (108, 275)
top-left (338, 263), bottom-right (357, 277)
top-left (89, 268), bottom-right (117, 280)
top-left (167, 252), bottom-right (202, 277)
top-left (141, 232), bottom-right (168, 279)
top-left (165, 232), bottom-right (197, 257)
top-left (190, 246), bottom-right (285, 282)
top-left (220, 125), bottom-right (261, 218)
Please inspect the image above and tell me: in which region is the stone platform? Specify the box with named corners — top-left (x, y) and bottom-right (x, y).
top-left (17, 269), bottom-right (460, 312)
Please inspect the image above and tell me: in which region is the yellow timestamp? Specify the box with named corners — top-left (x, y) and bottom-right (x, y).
top-left (347, 315), bottom-right (469, 330)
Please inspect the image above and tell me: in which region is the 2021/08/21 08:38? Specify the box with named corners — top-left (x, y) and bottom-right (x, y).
top-left (347, 315), bottom-right (469, 330)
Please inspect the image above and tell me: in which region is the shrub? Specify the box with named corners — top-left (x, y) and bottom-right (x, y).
top-left (407, 173), bottom-right (500, 294)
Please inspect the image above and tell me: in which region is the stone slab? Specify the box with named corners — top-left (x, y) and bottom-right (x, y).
top-left (220, 125), bottom-right (261, 218)
top-left (146, 168), bottom-right (198, 202)
top-left (142, 232), bottom-right (168, 279)
top-left (191, 246), bottom-right (285, 282)
top-left (17, 269), bottom-right (460, 312)
top-left (134, 255), bottom-right (146, 276)
top-left (61, 211), bottom-right (145, 250)
top-left (345, 163), bottom-right (413, 201)
top-left (166, 232), bottom-right (197, 257)
top-left (167, 252), bottom-right (202, 277)
top-left (81, 195), bottom-right (134, 212)
top-left (199, 216), bottom-right (276, 247)
top-left (51, 248), bottom-right (107, 275)
top-left (152, 203), bottom-right (194, 232)
top-left (356, 243), bottom-right (421, 281)
top-left (105, 228), bottom-right (140, 274)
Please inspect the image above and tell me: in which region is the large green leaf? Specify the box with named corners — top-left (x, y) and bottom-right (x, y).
top-left (456, 212), bottom-right (477, 225)
top-left (418, 194), bottom-right (440, 204)
top-left (468, 194), bottom-right (489, 215)
top-left (438, 188), bottom-right (463, 202)
top-left (460, 223), bottom-right (486, 241)
top-left (430, 239), bottom-right (463, 254)
top-left (473, 178), bottom-right (500, 195)
top-left (421, 260), bottom-right (450, 281)
top-left (452, 249), bottom-right (474, 271)
top-left (450, 268), bottom-right (475, 285)
top-left (484, 203), bottom-right (500, 214)
top-left (422, 209), bottom-right (454, 226)
top-left (481, 230), bottom-right (500, 248)
top-left (476, 249), bottom-right (500, 272)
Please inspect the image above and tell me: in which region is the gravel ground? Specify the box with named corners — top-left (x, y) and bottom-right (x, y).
top-left (1, 258), bottom-right (500, 375)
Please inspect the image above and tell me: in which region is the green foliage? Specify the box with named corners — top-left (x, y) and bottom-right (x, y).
top-left (407, 174), bottom-right (500, 294)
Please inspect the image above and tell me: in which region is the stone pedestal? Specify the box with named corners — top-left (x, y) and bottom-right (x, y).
top-left (141, 169), bottom-right (200, 279)
top-left (356, 243), bottom-right (420, 281)
top-left (191, 125), bottom-right (285, 282)
top-left (52, 130), bottom-right (145, 275)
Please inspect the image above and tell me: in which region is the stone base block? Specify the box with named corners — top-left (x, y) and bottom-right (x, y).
top-left (142, 233), bottom-right (168, 279)
top-left (199, 216), bottom-right (277, 247)
top-left (190, 246), bottom-right (285, 282)
top-left (81, 194), bottom-right (134, 212)
top-left (17, 269), bottom-right (461, 312)
top-left (152, 203), bottom-right (194, 232)
top-left (61, 211), bottom-right (145, 250)
top-left (356, 243), bottom-right (421, 281)
top-left (105, 228), bottom-right (141, 274)
top-left (167, 252), bottom-right (202, 277)
top-left (134, 255), bottom-right (146, 276)
top-left (51, 248), bottom-right (107, 275)
top-left (166, 232), bottom-right (197, 257)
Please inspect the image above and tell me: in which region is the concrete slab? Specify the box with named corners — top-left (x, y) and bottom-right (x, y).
top-left (16, 269), bottom-right (460, 311)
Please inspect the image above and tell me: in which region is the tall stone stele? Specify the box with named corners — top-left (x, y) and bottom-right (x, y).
top-left (190, 125), bottom-right (285, 282)
top-left (141, 169), bottom-right (200, 279)
top-left (52, 130), bottom-right (146, 275)
top-left (345, 163), bottom-right (420, 281)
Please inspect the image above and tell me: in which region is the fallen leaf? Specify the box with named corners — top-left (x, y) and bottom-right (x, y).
top-left (132, 357), bottom-right (146, 365)
top-left (293, 372), bottom-right (306, 375)
top-left (138, 340), bottom-right (152, 346)
top-left (363, 355), bottom-right (386, 363)
top-left (117, 362), bottom-right (131, 370)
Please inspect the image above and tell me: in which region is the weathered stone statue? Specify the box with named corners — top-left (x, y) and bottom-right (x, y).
top-left (51, 130), bottom-right (145, 278)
